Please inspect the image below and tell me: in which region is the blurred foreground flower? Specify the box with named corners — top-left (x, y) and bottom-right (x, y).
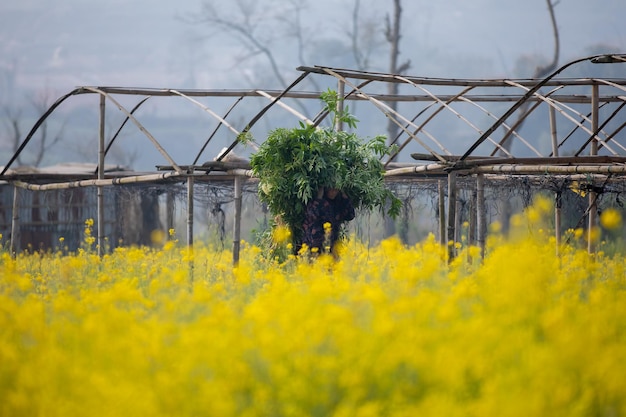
top-left (600, 208), bottom-right (622, 230)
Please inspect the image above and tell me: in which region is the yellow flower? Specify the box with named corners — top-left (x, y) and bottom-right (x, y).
top-left (272, 225), bottom-right (291, 244)
top-left (600, 208), bottom-right (622, 230)
top-left (574, 228), bottom-right (584, 239)
top-left (2, 196), bottom-right (626, 416)
top-left (150, 229), bottom-right (166, 245)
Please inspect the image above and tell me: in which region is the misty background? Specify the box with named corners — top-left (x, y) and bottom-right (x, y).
top-left (1, 0), bottom-right (625, 171)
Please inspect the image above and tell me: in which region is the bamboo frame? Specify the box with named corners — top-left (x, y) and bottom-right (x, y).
top-left (2, 57), bottom-right (626, 262)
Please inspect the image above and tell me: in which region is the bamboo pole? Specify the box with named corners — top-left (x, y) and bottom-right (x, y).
top-left (588, 84), bottom-right (599, 254)
top-left (166, 191), bottom-right (175, 234)
top-left (438, 179), bottom-right (446, 247)
top-left (385, 162), bottom-right (626, 177)
top-left (10, 185), bottom-right (20, 257)
top-left (555, 191), bottom-right (562, 256)
top-left (410, 154), bottom-right (626, 165)
top-left (10, 172), bottom-right (184, 191)
top-left (454, 190), bottom-right (461, 245)
top-left (97, 94), bottom-right (105, 256)
top-left (298, 64), bottom-right (626, 89)
top-left (447, 172), bottom-right (457, 262)
top-left (233, 175), bottom-right (243, 265)
top-left (550, 105), bottom-right (561, 256)
top-left (83, 83), bottom-right (626, 102)
top-left (187, 174), bottom-right (194, 288)
top-left (469, 186), bottom-right (477, 247)
top-left (469, 165), bottom-right (626, 175)
top-left (187, 175), bottom-right (194, 248)
top-left (476, 174), bottom-right (486, 259)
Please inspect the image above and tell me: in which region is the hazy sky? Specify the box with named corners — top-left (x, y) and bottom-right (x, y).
top-left (1, 0), bottom-right (624, 96)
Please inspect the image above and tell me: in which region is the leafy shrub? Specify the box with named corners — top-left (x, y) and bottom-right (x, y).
top-left (250, 90), bottom-right (401, 247)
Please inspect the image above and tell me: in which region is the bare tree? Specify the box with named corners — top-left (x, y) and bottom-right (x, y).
top-left (348, 0), bottom-right (386, 71)
top-left (2, 90), bottom-right (65, 167)
top-left (2, 106), bottom-right (22, 159)
top-left (187, 0), bottom-right (328, 119)
top-left (189, 0), bottom-right (303, 89)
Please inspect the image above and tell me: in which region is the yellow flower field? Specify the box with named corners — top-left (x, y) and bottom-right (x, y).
top-left (1, 201), bottom-right (625, 416)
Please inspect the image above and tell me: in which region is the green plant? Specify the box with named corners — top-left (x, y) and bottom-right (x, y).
top-left (250, 90), bottom-right (401, 248)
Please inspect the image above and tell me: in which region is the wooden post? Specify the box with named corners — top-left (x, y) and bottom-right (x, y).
top-left (588, 84), bottom-right (599, 254)
top-left (469, 185), bottom-right (477, 247)
top-left (233, 175), bottom-right (243, 265)
top-left (454, 189), bottom-right (461, 244)
top-left (166, 190), bottom-right (175, 233)
top-left (476, 174), bottom-right (486, 259)
top-left (555, 191), bottom-right (562, 256)
top-left (10, 185), bottom-right (20, 257)
top-left (97, 94), bottom-right (105, 256)
top-left (187, 174), bottom-right (194, 248)
top-left (186, 174), bottom-right (194, 288)
top-left (447, 172), bottom-right (457, 262)
top-left (550, 105), bottom-right (561, 256)
top-left (438, 179), bottom-right (446, 247)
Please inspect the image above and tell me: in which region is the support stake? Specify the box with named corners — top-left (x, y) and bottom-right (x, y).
top-left (588, 84), bottom-right (599, 254)
top-left (187, 174), bottom-right (194, 288)
top-left (476, 174), bottom-right (486, 259)
top-left (447, 172), bottom-right (457, 262)
top-left (97, 94), bottom-right (105, 256)
top-left (233, 175), bottom-right (244, 266)
top-left (438, 179), bottom-right (446, 247)
top-left (10, 185), bottom-right (20, 257)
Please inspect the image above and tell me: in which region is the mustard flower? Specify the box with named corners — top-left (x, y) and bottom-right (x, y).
top-left (600, 208), bottom-right (622, 230)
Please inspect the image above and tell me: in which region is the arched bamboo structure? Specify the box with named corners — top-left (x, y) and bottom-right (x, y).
top-left (1, 54), bottom-right (625, 263)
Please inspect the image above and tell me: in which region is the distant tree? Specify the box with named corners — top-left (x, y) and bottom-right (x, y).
top-left (1, 89), bottom-right (65, 167)
top-left (186, 0), bottom-right (310, 89)
top-left (187, 0), bottom-right (405, 101)
top-left (347, 0), bottom-right (386, 71)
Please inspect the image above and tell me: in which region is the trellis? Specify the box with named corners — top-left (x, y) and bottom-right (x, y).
top-left (1, 54), bottom-right (625, 263)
